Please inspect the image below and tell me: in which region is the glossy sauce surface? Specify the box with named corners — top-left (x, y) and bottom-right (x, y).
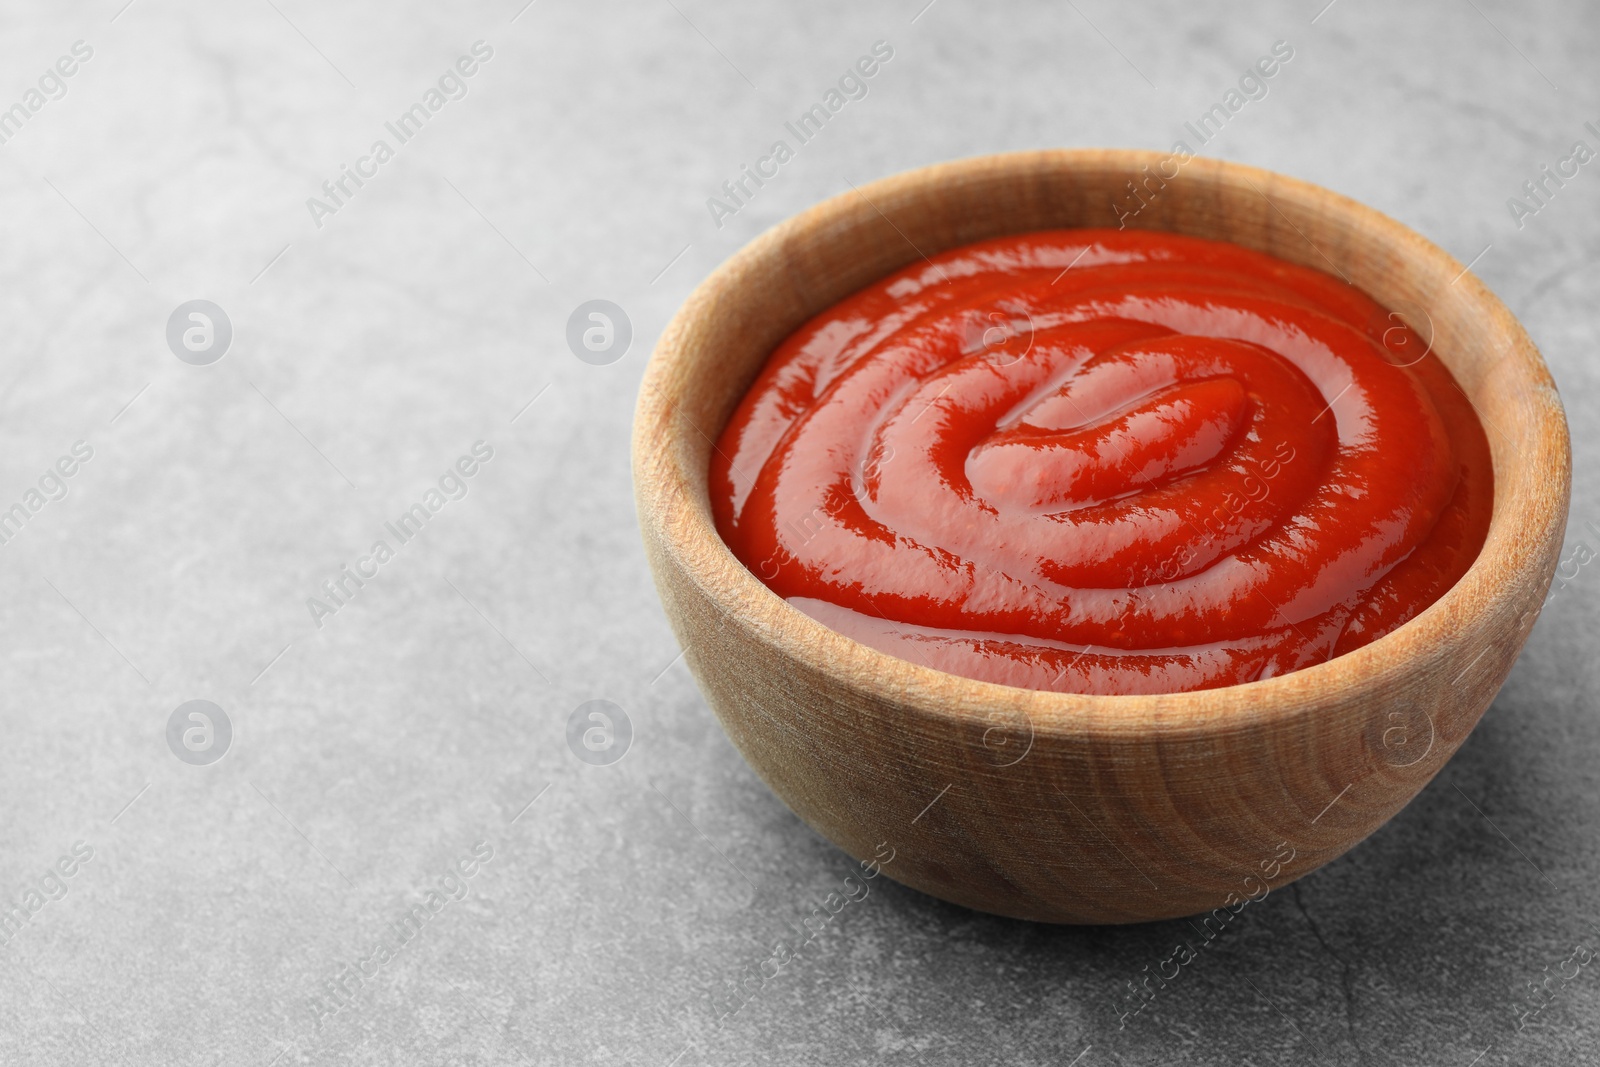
top-left (711, 229), bottom-right (1493, 695)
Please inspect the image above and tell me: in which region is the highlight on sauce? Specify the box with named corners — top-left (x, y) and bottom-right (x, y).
top-left (710, 229), bottom-right (1493, 695)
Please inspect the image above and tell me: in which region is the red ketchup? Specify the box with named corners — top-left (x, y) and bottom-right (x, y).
top-left (711, 229), bottom-right (1493, 695)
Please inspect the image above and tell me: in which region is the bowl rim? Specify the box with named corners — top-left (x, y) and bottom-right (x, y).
top-left (634, 148), bottom-right (1571, 740)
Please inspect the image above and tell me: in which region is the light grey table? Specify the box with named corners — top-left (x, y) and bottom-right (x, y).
top-left (0, 1), bottom-right (1594, 1063)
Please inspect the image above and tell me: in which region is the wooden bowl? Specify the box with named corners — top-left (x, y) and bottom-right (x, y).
top-left (631, 149), bottom-right (1571, 924)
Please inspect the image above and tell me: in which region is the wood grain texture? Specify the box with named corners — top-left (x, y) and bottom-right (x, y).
top-left (631, 150), bottom-right (1572, 924)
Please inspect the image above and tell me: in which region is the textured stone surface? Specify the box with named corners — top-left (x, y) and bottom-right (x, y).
top-left (0, 1), bottom-right (1594, 1064)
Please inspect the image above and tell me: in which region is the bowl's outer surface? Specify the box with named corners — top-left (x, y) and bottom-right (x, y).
top-left (632, 149), bottom-right (1571, 924)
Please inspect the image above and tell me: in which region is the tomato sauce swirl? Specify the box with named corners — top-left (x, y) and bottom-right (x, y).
top-left (710, 229), bottom-right (1493, 695)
